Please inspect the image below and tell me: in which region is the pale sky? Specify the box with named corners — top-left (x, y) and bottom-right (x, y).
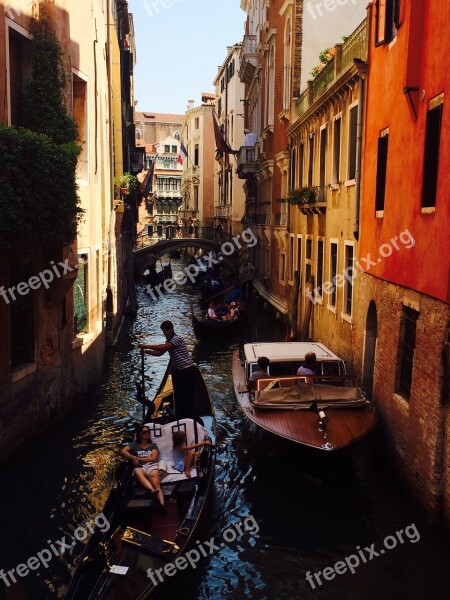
top-left (128, 0), bottom-right (246, 114)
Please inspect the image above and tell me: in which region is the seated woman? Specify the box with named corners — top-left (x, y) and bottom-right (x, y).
top-left (172, 431), bottom-right (212, 478)
top-left (121, 425), bottom-right (165, 509)
top-left (207, 302), bottom-right (220, 320)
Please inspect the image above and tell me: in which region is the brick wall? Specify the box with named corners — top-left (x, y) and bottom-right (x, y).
top-left (354, 273), bottom-right (450, 527)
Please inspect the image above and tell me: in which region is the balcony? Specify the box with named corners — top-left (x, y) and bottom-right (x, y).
top-left (274, 213), bottom-right (287, 226)
top-left (236, 145), bottom-right (258, 179)
top-left (239, 35), bottom-right (259, 84)
top-left (213, 205), bottom-right (232, 218)
top-left (295, 18), bottom-right (368, 118)
top-left (254, 213), bottom-right (271, 226)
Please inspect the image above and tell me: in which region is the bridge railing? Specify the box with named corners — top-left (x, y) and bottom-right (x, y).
top-left (135, 225), bottom-right (234, 250)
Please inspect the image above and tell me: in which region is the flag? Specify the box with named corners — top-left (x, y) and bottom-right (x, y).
top-left (178, 142), bottom-right (188, 164)
top-left (213, 113), bottom-right (238, 155)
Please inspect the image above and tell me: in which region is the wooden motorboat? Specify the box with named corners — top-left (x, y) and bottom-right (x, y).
top-left (65, 362), bottom-right (215, 599)
top-left (232, 342), bottom-right (376, 452)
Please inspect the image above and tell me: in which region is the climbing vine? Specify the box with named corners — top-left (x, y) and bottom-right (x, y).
top-left (0, 3), bottom-right (81, 251)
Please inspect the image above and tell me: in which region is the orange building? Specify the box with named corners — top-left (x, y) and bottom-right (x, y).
top-left (357, 1), bottom-right (450, 526)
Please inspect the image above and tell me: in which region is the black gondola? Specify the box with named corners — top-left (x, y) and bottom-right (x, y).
top-left (64, 362), bottom-right (215, 600)
top-left (191, 301), bottom-right (247, 341)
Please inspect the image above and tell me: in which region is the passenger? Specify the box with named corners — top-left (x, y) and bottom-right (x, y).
top-left (121, 426), bottom-right (165, 509)
top-left (172, 431), bottom-right (212, 478)
top-left (297, 352), bottom-right (317, 376)
top-left (223, 301), bottom-right (239, 320)
top-left (207, 302), bottom-right (220, 320)
top-left (248, 356), bottom-right (270, 390)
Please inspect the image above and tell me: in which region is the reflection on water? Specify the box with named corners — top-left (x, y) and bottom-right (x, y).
top-left (0, 268), bottom-right (449, 600)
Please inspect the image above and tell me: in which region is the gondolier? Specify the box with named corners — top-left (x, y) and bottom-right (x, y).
top-left (139, 321), bottom-right (197, 418)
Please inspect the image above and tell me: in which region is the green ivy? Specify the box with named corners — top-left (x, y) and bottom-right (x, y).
top-left (0, 7), bottom-right (82, 251)
top-left (0, 125), bottom-right (82, 250)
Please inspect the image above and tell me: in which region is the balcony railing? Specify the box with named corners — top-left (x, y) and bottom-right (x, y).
top-left (274, 213), bottom-right (287, 226)
top-left (254, 213), bottom-right (272, 225)
top-left (236, 145), bottom-right (258, 178)
top-left (296, 18), bottom-right (368, 118)
top-left (239, 34), bottom-right (259, 84)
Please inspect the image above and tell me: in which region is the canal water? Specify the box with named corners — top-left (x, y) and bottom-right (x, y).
top-left (0, 261), bottom-right (449, 600)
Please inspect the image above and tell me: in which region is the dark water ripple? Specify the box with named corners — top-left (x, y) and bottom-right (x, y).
top-left (0, 261), bottom-right (449, 599)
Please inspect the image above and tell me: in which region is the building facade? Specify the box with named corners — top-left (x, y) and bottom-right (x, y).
top-left (181, 97), bottom-right (215, 226)
top-left (286, 18), bottom-right (368, 363)
top-left (0, 0), bottom-right (132, 460)
top-left (213, 44), bottom-right (246, 236)
top-left (355, 0), bottom-right (450, 526)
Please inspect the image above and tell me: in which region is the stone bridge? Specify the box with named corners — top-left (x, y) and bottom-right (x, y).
top-left (134, 237), bottom-right (239, 277)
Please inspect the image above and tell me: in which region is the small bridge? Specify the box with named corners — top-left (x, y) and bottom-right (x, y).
top-left (133, 229), bottom-right (239, 276)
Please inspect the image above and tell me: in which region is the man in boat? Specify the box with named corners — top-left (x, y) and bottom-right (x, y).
top-left (248, 356), bottom-right (270, 390)
top-left (139, 321), bottom-right (198, 419)
top-left (297, 352), bottom-right (317, 376)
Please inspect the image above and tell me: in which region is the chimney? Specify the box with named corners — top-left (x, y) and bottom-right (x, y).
top-left (187, 99), bottom-right (195, 110)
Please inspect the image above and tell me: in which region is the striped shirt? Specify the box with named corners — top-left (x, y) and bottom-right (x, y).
top-left (168, 334), bottom-right (193, 371)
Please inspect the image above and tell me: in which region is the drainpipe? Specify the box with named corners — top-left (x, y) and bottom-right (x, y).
top-left (353, 60), bottom-right (368, 240)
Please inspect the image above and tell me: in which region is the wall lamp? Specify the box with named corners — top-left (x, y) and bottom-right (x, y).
top-left (403, 86), bottom-right (420, 121)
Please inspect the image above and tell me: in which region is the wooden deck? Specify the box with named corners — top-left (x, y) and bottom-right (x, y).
top-left (232, 351), bottom-right (377, 451)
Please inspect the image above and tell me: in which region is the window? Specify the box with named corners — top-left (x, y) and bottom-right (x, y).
top-left (343, 243), bottom-right (354, 316)
top-left (396, 306), bottom-right (418, 399)
top-left (74, 254), bottom-right (89, 335)
top-left (171, 145), bottom-right (177, 153)
top-left (290, 147), bottom-right (296, 190)
top-left (10, 263), bottom-right (35, 369)
top-left (316, 239), bottom-right (324, 300)
top-left (375, 128), bottom-right (389, 212)
top-left (195, 117), bottom-right (199, 129)
top-left (375, 0), bottom-right (400, 45)
top-left (347, 105), bottom-right (358, 181)
top-left (297, 236), bottom-right (302, 289)
top-left (72, 73), bottom-right (88, 180)
top-left (194, 144), bottom-right (199, 166)
top-left (280, 253), bottom-right (286, 283)
top-left (329, 241), bottom-right (338, 308)
top-left (308, 135), bottom-right (315, 187)
top-left (298, 143), bottom-right (304, 187)
top-left (332, 116), bottom-right (341, 184)
top-left (305, 237), bottom-right (313, 287)
top-left (289, 235), bottom-right (295, 281)
top-left (422, 96), bottom-right (443, 208)
top-left (8, 27), bottom-right (31, 126)
top-left (194, 187), bottom-right (199, 211)
top-left (319, 127), bottom-right (327, 201)
top-left (164, 145), bottom-right (170, 153)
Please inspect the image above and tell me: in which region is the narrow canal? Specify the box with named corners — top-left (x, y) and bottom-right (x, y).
top-left (0, 261), bottom-right (449, 600)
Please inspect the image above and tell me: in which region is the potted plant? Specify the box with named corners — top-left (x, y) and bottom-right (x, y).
top-left (286, 187), bottom-right (318, 205)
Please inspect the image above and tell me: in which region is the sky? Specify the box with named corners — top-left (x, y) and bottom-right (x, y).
top-left (128, 0), bottom-right (246, 115)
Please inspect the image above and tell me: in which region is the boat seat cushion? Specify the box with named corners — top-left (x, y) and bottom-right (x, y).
top-left (143, 418), bottom-right (208, 490)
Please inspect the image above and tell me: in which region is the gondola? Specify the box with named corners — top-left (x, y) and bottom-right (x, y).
top-left (232, 342), bottom-right (376, 453)
top-left (65, 359), bottom-right (215, 600)
top-left (191, 308), bottom-right (247, 341)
